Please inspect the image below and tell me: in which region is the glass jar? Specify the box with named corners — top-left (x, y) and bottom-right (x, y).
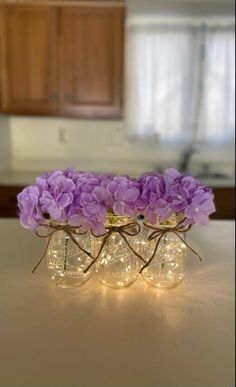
top-left (47, 225), bottom-right (94, 288)
top-left (140, 214), bottom-right (186, 289)
top-left (95, 215), bottom-right (141, 289)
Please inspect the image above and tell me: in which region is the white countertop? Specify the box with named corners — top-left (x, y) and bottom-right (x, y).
top-left (0, 220), bottom-right (235, 387)
top-left (0, 170), bottom-right (235, 187)
top-left (0, 171), bottom-right (43, 186)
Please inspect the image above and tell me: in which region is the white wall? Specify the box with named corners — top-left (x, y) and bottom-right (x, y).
top-left (10, 116), bottom-right (175, 175)
top-left (9, 115), bottom-right (198, 175)
top-left (10, 116), bottom-right (124, 160)
top-left (9, 115), bottom-right (234, 178)
top-left (128, 0), bottom-right (235, 17)
top-left (0, 115), bottom-right (10, 172)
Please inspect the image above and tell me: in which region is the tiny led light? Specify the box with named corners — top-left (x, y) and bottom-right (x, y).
top-left (46, 216), bottom-right (189, 290)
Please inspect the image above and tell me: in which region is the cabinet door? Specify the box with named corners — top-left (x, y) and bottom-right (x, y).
top-left (212, 187), bottom-right (235, 220)
top-left (0, 185), bottom-right (25, 217)
top-left (59, 6), bottom-right (124, 118)
top-left (0, 5), bottom-right (58, 115)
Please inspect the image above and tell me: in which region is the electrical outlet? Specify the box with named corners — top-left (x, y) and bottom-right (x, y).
top-left (58, 128), bottom-right (69, 144)
top-left (112, 129), bottom-right (125, 146)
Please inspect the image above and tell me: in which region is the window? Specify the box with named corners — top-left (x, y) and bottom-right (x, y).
top-left (126, 18), bottom-right (235, 144)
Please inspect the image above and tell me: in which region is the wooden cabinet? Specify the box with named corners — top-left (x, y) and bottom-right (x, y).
top-left (211, 187), bottom-right (235, 220)
top-left (0, 3), bottom-right (124, 118)
top-left (0, 185), bottom-right (24, 217)
top-left (0, 5), bottom-right (58, 115)
top-left (59, 6), bottom-right (123, 118)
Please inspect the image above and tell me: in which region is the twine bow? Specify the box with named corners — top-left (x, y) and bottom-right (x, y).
top-left (32, 223), bottom-right (94, 273)
top-left (32, 219), bottom-right (202, 276)
top-left (83, 222), bottom-right (146, 273)
top-left (140, 218), bottom-right (203, 273)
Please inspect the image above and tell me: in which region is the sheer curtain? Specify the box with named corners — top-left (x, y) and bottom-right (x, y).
top-left (125, 18), bottom-right (235, 144)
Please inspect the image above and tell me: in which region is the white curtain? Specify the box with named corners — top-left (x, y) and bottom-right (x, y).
top-left (125, 19), bottom-right (235, 144)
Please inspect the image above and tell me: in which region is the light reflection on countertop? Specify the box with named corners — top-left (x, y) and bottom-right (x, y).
top-left (0, 220), bottom-right (234, 387)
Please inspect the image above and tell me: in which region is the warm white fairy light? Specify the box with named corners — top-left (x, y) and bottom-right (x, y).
top-left (94, 216), bottom-right (141, 288)
top-left (47, 230), bottom-right (94, 288)
top-left (46, 214), bottom-right (188, 290)
top-left (140, 226), bottom-right (187, 289)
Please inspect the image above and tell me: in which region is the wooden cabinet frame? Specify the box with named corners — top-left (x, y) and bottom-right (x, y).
top-left (0, 1), bottom-right (125, 118)
top-left (58, 6), bottom-right (124, 118)
top-left (0, 5), bottom-right (59, 114)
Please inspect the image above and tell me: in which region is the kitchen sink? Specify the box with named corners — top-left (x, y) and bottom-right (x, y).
top-left (194, 172), bottom-right (233, 180)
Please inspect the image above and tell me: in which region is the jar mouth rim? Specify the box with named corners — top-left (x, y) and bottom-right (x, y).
top-left (105, 213), bottom-right (134, 226)
top-left (106, 213), bottom-right (133, 219)
top-left (144, 212), bottom-right (185, 228)
top-left (49, 220), bottom-right (67, 225)
top-left (48, 220), bottom-right (82, 230)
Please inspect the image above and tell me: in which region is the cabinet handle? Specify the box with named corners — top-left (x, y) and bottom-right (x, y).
top-left (64, 92), bottom-right (73, 102)
top-left (49, 92), bottom-right (59, 102)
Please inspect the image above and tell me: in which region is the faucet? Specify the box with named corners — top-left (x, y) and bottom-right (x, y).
top-left (179, 144), bottom-right (198, 173)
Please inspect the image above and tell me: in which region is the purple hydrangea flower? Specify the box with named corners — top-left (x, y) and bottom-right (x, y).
top-left (184, 187), bottom-right (215, 225)
top-left (67, 172), bottom-right (112, 235)
top-left (39, 171), bottom-right (76, 222)
top-left (17, 185), bottom-right (44, 230)
top-left (105, 176), bottom-right (141, 216)
top-left (17, 167), bottom-right (215, 233)
top-left (138, 168), bottom-right (215, 225)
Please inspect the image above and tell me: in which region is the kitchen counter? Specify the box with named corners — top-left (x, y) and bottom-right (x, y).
top-left (0, 173), bottom-right (234, 219)
top-left (0, 170), bottom-right (43, 186)
top-left (0, 220), bottom-right (234, 387)
top-left (0, 169), bottom-right (235, 187)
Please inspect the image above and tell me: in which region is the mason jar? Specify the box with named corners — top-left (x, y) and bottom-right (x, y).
top-left (94, 215), bottom-right (141, 289)
top-left (140, 214), bottom-right (187, 289)
top-left (47, 225), bottom-right (94, 288)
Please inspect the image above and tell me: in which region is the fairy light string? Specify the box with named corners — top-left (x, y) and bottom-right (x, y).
top-left (140, 218), bottom-right (203, 273)
top-left (32, 217), bottom-right (203, 274)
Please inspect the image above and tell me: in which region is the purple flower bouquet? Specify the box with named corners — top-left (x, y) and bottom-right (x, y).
top-left (18, 168), bottom-right (215, 289)
top-left (137, 168), bottom-right (215, 288)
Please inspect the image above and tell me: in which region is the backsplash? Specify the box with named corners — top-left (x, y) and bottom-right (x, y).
top-left (10, 116), bottom-right (123, 159)
top-left (0, 115), bottom-right (10, 172)
top-left (9, 115), bottom-right (182, 175)
top-left (0, 115), bottom-right (233, 178)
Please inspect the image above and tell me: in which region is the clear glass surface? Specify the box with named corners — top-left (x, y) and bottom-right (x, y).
top-left (95, 215), bottom-right (141, 289)
top-left (139, 215), bottom-right (186, 289)
top-left (47, 229), bottom-right (94, 288)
